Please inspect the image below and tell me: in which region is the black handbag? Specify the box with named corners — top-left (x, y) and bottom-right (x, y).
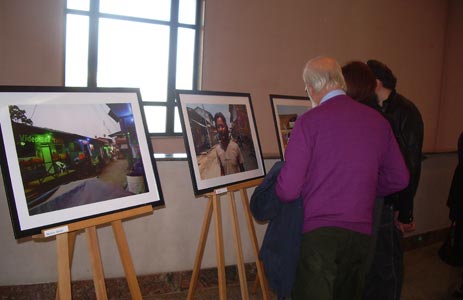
top-left (438, 221), bottom-right (463, 267)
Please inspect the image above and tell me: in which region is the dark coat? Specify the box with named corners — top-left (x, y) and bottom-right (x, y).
top-left (250, 161), bottom-right (303, 298)
top-left (447, 163), bottom-right (463, 222)
top-left (381, 91), bottom-right (424, 224)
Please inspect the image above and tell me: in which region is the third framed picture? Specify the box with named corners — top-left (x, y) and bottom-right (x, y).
top-left (270, 94), bottom-right (312, 160)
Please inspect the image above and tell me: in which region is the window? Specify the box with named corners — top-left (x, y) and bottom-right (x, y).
top-left (65, 0), bottom-right (202, 136)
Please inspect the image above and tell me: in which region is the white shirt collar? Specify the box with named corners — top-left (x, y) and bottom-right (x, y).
top-left (320, 89), bottom-right (346, 104)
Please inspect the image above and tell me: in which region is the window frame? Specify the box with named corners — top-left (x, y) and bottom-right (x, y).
top-left (64, 0), bottom-right (202, 137)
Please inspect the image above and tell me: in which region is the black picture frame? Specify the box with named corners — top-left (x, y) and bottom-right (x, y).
top-left (176, 90), bottom-right (266, 195)
top-left (270, 94), bottom-right (312, 160)
top-left (0, 86), bottom-right (164, 239)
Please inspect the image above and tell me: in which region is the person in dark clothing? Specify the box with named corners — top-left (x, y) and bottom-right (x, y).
top-left (448, 131), bottom-right (463, 222)
top-left (363, 59), bottom-right (424, 300)
top-left (447, 131), bottom-right (463, 297)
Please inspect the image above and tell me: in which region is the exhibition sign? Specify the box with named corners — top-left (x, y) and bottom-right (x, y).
top-left (0, 86), bottom-right (164, 239)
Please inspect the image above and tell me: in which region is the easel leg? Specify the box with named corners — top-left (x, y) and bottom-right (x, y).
top-left (188, 182), bottom-right (265, 300)
top-left (228, 191), bottom-right (250, 300)
top-left (85, 226), bottom-right (108, 300)
top-left (213, 193), bottom-right (227, 300)
top-left (187, 197), bottom-right (214, 300)
top-left (56, 231), bottom-right (77, 300)
top-left (112, 220), bottom-right (143, 300)
top-left (240, 189), bottom-right (269, 300)
top-left (56, 233), bottom-right (72, 300)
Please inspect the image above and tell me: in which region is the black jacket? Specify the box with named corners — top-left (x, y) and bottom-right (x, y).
top-left (381, 91), bottom-right (424, 223)
top-left (448, 163), bottom-right (463, 222)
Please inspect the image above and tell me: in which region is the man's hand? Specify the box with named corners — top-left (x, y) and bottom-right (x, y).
top-left (394, 211), bottom-right (416, 233)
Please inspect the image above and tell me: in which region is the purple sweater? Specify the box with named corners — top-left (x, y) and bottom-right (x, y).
top-left (275, 95), bottom-right (409, 235)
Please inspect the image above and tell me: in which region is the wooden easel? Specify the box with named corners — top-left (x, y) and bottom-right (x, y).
top-left (187, 178), bottom-right (269, 300)
top-left (33, 205), bottom-right (153, 300)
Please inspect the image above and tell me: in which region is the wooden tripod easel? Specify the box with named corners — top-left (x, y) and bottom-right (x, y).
top-left (33, 205), bottom-right (153, 300)
top-left (187, 178), bottom-right (269, 300)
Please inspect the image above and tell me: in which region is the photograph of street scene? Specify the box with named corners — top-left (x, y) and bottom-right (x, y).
top-left (10, 102), bottom-right (148, 216)
top-left (186, 103), bottom-right (259, 180)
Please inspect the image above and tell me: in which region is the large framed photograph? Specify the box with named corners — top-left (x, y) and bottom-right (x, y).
top-left (0, 86), bottom-right (164, 239)
top-left (176, 90), bottom-right (266, 195)
top-left (270, 94), bottom-right (312, 160)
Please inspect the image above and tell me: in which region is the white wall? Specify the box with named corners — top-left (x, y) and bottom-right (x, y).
top-left (0, 154), bottom-right (457, 285)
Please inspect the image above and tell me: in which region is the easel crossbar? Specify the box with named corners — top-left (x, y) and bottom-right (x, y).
top-left (34, 205), bottom-right (153, 239)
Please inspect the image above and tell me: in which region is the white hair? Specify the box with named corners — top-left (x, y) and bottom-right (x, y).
top-left (302, 56), bottom-right (346, 93)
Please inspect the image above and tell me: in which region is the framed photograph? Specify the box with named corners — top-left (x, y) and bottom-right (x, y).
top-left (176, 90), bottom-right (266, 195)
top-left (270, 94), bottom-right (312, 160)
top-left (0, 86), bottom-right (164, 239)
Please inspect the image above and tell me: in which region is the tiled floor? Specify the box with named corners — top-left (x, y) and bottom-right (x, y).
top-left (142, 242), bottom-right (462, 300)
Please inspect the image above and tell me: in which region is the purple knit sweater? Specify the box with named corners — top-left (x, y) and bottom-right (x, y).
top-left (275, 94), bottom-right (409, 235)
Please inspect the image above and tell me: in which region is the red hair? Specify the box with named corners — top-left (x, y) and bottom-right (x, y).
top-left (342, 61), bottom-right (377, 104)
